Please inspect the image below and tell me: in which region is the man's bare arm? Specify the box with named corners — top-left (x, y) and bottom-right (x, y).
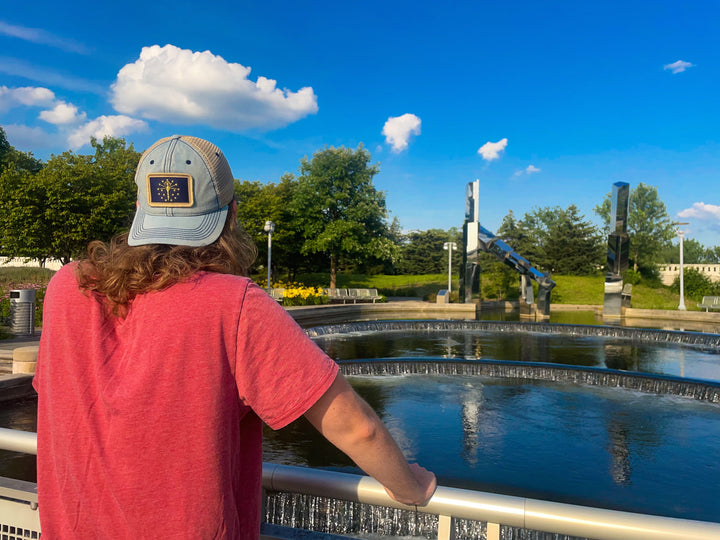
top-left (304, 372), bottom-right (436, 506)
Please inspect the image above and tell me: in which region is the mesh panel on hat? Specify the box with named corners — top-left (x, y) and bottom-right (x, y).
top-left (181, 136), bottom-right (235, 206)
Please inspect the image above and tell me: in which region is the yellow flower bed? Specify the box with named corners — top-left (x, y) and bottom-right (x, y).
top-left (260, 280), bottom-right (329, 306)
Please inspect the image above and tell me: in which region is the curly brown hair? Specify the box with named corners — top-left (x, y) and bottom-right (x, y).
top-left (76, 211), bottom-right (257, 317)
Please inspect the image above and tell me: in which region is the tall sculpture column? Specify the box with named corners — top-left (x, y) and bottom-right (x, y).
top-left (461, 181), bottom-right (480, 304)
top-left (603, 182), bottom-right (630, 319)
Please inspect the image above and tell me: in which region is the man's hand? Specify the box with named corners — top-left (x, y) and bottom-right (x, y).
top-left (384, 463), bottom-right (437, 506)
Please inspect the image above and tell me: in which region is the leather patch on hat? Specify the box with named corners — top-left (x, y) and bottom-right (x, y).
top-left (146, 174), bottom-right (194, 207)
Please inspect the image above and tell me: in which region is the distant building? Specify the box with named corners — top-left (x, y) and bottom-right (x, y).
top-left (659, 264), bottom-right (720, 286)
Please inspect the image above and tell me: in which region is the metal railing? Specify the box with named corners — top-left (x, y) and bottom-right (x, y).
top-left (3, 427), bottom-right (720, 540)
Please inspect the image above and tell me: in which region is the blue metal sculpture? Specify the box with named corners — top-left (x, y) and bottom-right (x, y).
top-left (461, 180), bottom-right (555, 316)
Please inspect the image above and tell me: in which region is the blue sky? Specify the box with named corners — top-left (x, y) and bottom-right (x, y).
top-left (1, 1), bottom-right (719, 248)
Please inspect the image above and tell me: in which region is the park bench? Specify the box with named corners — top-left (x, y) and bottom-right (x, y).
top-left (698, 296), bottom-right (720, 312)
top-left (348, 288), bottom-right (382, 303)
top-left (325, 288), bottom-right (350, 303)
top-left (269, 288), bottom-right (285, 302)
top-left (325, 288), bottom-right (382, 303)
top-left (621, 283), bottom-right (632, 307)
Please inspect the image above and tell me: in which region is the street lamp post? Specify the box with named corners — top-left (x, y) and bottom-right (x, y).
top-left (443, 242), bottom-right (457, 293)
top-left (675, 222), bottom-right (689, 311)
top-left (264, 220), bottom-right (275, 291)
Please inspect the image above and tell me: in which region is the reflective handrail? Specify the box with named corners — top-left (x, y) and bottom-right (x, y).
top-left (3, 428), bottom-right (720, 540)
top-left (0, 426), bottom-right (36, 455)
top-left (263, 463), bottom-right (720, 540)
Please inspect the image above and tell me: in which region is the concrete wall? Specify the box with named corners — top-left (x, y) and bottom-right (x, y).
top-left (0, 258), bottom-right (63, 271)
top-left (659, 264), bottom-right (720, 286)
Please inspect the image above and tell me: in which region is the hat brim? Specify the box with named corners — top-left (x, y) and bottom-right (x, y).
top-left (127, 205), bottom-right (229, 247)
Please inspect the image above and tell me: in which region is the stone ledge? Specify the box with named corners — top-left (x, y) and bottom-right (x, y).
top-left (0, 373), bottom-right (35, 403)
top-left (624, 307), bottom-right (720, 322)
top-left (286, 301), bottom-right (478, 327)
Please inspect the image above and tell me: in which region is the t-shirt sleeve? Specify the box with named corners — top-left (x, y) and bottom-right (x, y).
top-left (234, 282), bottom-right (339, 429)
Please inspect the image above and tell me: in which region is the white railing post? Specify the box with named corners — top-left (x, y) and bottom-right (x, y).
top-left (438, 514), bottom-right (455, 540)
top-left (487, 521), bottom-right (500, 540)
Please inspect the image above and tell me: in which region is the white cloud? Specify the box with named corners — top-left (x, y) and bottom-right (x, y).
top-left (382, 113), bottom-right (421, 152)
top-left (39, 102), bottom-right (86, 125)
top-left (678, 202), bottom-right (720, 221)
top-left (0, 85), bottom-right (55, 112)
top-left (514, 164), bottom-right (541, 177)
top-left (0, 84), bottom-right (146, 151)
top-left (2, 124), bottom-right (58, 149)
top-left (67, 115), bottom-right (148, 149)
top-left (478, 138), bottom-right (507, 161)
top-left (0, 21), bottom-right (89, 54)
top-left (110, 44), bottom-right (318, 131)
top-left (663, 60), bottom-right (694, 74)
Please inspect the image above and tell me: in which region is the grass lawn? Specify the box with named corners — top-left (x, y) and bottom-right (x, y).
top-left (549, 275), bottom-right (605, 305)
top-left (294, 272), bottom-right (455, 299)
top-left (631, 282), bottom-right (695, 310)
top-left (548, 274), bottom-right (691, 310)
top-left (293, 271), bottom-right (694, 310)
top-left (0, 266), bottom-right (55, 286)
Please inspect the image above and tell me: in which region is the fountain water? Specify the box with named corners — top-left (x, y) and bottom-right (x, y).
top-left (260, 320), bottom-right (720, 537)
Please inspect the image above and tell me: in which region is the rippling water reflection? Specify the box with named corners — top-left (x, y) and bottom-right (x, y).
top-left (264, 373), bottom-right (720, 522)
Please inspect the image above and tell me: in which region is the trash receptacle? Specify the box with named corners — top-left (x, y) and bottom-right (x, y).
top-left (10, 289), bottom-right (36, 336)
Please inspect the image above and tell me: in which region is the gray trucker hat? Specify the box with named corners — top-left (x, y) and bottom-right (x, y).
top-left (128, 135), bottom-right (234, 247)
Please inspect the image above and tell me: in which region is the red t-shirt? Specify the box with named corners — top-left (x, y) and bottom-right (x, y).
top-left (33, 264), bottom-right (339, 539)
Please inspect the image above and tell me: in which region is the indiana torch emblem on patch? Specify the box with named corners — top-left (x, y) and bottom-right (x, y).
top-left (146, 174), bottom-right (194, 207)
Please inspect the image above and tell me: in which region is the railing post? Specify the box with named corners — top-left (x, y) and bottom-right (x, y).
top-left (487, 521), bottom-right (500, 540)
top-left (438, 514), bottom-right (455, 540)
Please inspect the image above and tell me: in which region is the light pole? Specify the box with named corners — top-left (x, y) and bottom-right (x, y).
top-left (443, 242), bottom-right (457, 293)
top-left (675, 222), bottom-right (689, 311)
top-left (264, 220), bottom-right (275, 291)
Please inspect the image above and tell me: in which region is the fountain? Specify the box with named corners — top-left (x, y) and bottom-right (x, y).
top-left (259, 320), bottom-right (720, 537)
top-left (3, 319), bottom-right (720, 538)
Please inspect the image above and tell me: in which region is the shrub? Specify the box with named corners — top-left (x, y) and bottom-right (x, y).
top-left (622, 268), bottom-right (642, 285)
top-left (671, 268), bottom-right (718, 301)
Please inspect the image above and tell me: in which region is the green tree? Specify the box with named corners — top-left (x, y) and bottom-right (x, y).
top-left (396, 228), bottom-right (462, 275)
top-left (594, 183), bottom-right (674, 274)
top-left (292, 145), bottom-right (396, 288)
top-left (710, 246), bottom-right (720, 264)
top-left (0, 167), bottom-right (49, 261)
top-left (0, 137), bottom-right (139, 264)
top-left (543, 205), bottom-right (604, 275)
top-left (496, 206), bottom-right (602, 275)
top-left (235, 173), bottom-right (309, 282)
top-left (661, 237), bottom-right (714, 264)
top-left (0, 126), bottom-right (43, 174)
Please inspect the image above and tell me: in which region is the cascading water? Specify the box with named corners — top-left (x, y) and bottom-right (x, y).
top-left (338, 359), bottom-right (720, 402)
top-left (305, 320), bottom-right (720, 350)
top-left (261, 320), bottom-right (720, 539)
